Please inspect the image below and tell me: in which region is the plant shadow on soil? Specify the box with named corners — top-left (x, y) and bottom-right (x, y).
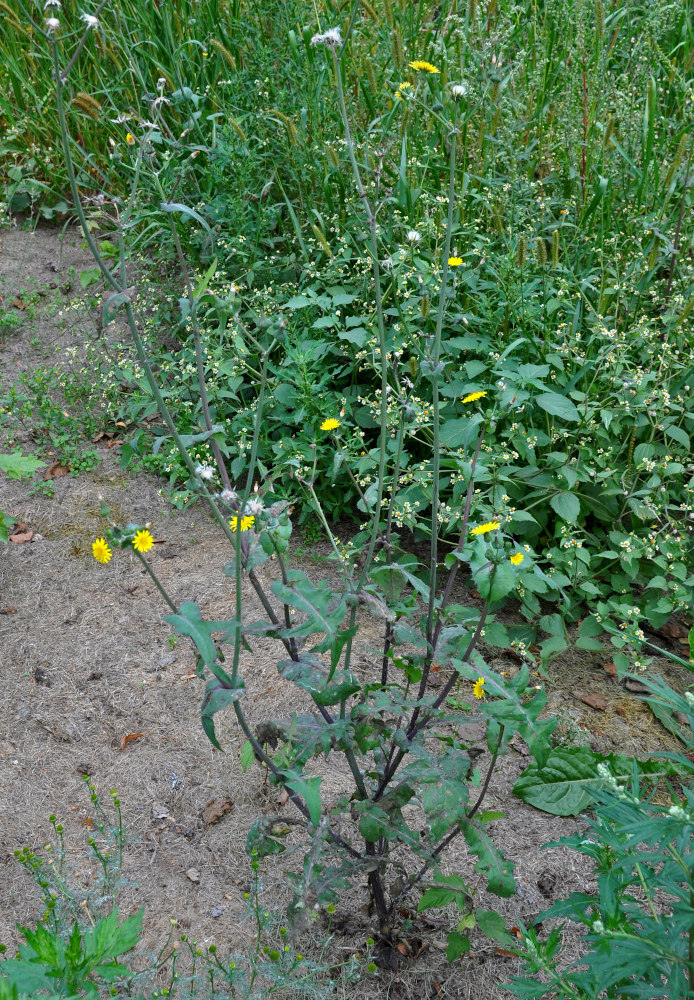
top-left (0, 225), bottom-right (688, 999)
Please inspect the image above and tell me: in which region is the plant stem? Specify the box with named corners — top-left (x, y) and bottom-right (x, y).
top-left (134, 551), bottom-right (177, 613)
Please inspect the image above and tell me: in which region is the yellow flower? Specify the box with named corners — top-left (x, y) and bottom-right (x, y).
top-left (125, 132), bottom-right (135, 145)
top-left (462, 390), bottom-right (487, 403)
top-left (409, 60), bottom-right (440, 74)
top-left (132, 529), bottom-right (155, 554)
top-left (230, 514), bottom-right (254, 532)
top-left (398, 81), bottom-right (413, 90)
top-left (471, 521), bottom-right (500, 536)
top-left (92, 537), bottom-right (112, 564)
top-left (473, 677), bottom-right (485, 699)
top-left (510, 552), bottom-right (524, 566)
top-left (448, 256), bottom-right (463, 266)
top-left (320, 418), bottom-right (341, 431)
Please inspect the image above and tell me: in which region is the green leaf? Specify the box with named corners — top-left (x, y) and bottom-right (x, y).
top-left (475, 561), bottom-right (517, 603)
top-left (312, 315), bottom-right (337, 329)
top-left (445, 931), bottom-right (471, 961)
top-left (284, 775), bottom-right (322, 825)
top-left (418, 875), bottom-right (472, 912)
top-left (549, 491), bottom-right (580, 523)
top-left (513, 747), bottom-right (605, 815)
top-left (102, 290), bottom-right (132, 326)
top-left (0, 509), bottom-right (16, 543)
top-left (663, 423), bottom-right (690, 450)
top-left (278, 654), bottom-right (359, 706)
top-left (0, 452), bottom-right (46, 480)
top-left (165, 601), bottom-right (239, 668)
top-left (534, 392), bottom-right (580, 422)
top-left (240, 740), bottom-right (255, 772)
top-left (271, 570), bottom-right (349, 668)
top-left (475, 909), bottom-right (515, 946)
top-left (459, 818), bottom-right (515, 897)
top-left (201, 677), bottom-right (245, 750)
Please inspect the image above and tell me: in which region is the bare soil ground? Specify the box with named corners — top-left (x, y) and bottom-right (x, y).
top-left (0, 225), bottom-right (688, 999)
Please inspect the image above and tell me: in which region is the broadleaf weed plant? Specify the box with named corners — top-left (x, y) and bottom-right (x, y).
top-left (48, 5), bottom-right (561, 963)
top-left (507, 671), bottom-right (694, 999)
top-left (3, 791), bottom-right (365, 1000)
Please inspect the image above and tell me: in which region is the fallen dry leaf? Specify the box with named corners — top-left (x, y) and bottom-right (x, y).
top-left (152, 804), bottom-right (170, 820)
top-left (624, 678), bottom-right (649, 694)
top-left (185, 867), bottom-right (201, 884)
top-left (494, 947), bottom-right (516, 957)
top-left (201, 798), bottom-right (232, 826)
top-left (602, 662), bottom-right (617, 679)
top-left (43, 462), bottom-right (69, 480)
top-left (573, 690), bottom-right (607, 711)
top-left (12, 298), bottom-right (25, 309)
top-left (79, 817), bottom-right (95, 829)
top-left (660, 620), bottom-right (685, 639)
top-left (9, 531), bottom-right (34, 544)
top-left (0, 607), bottom-right (17, 614)
top-left (614, 705), bottom-right (627, 717)
top-left (120, 732), bottom-right (144, 750)
top-left (278, 788), bottom-right (289, 807)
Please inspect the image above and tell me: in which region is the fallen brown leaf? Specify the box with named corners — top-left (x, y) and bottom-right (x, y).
top-left (12, 298), bottom-right (25, 309)
top-left (120, 732), bottom-right (144, 750)
top-left (43, 462), bottom-right (69, 480)
top-left (495, 947), bottom-right (516, 957)
top-left (602, 662), bottom-right (617, 679)
top-left (278, 788), bottom-right (289, 807)
top-left (660, 620), bottom-right (685, 639)
top-left (0, 607), bottom-right (17, 614)
top-left (573, 690), bottom-right (607, 711)
top-left (614, 705), bottom-right (627, 717)
top-left (624, 678), bottom-right (649, 694)
top-left (201, 798), bottom-right (232, 826)
top-left (9, 531), bottom-right (34, 544)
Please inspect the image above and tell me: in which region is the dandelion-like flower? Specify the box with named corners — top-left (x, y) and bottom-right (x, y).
top-left (125, 132), bottom-right (135, 146)
top-left (92, 538), bottom-right (112, 564)
top-left (473, 677), bottom-right (485, 699)
top-left (471, 521), bottom-right (500, 536)
top-left (230, 514), bottom-right (254, 532)
top-left (462, 390), bottom-right (487, 403)
top-left (406, 230), bottom-right (422, 243)
top-left (449, 83), bottom-right (467, 99)
top-left (132, 529), bottom-right (155, 554)
top-left (310, 27), bottom-right (342, 49)
top-left (45, 15), bottom-right (60, 30)
top-left (44, 0), bottom-right (61, 8)
top-left (80, 11), bottom-right (99, 28)
top-left (320, 418), bottom-right (341, 431)
top-left (510, 552), bottom-right (524, 566)
top-left (448, 256), bottom-right (463, 266)
top-left (245, 498), bottom-right (264, 516)
top-left (195, 463), bottom-right (215, 481)
top-left (409, 60), bottom-right (440, 74)
top-left (220, 488), bottom-right (238, 503)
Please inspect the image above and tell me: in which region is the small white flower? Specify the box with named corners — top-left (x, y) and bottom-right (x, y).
top-left (157, 77), bottom-right (167, 93)
top-left (310, 26), bottom-right (342, 49)
top-left (109, 113), bottom-right (134, 124)
top-left (449, 83), bottom-right (467, 98)
top-left (80, 12), bottom-right (99, 28)
top-left (45, 15), bottom-right (60, 30)
top-left (220, 488), bottom-right (238, 503)
top-left (44, 0), bottom-right (61, 8)
top-left (195, 463), bottom-right (215, 481)
top-left (685, 691), bottom-right (694, 707)
top-left (668, 804), bottom-right (688, 820)
top-left (406, 229), bottom-right (422, 243)
top-left (591, 919), bottom-right (604, 934)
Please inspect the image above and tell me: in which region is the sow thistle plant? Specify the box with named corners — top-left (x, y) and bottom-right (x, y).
top-left (42, 10), bottom-right (561, 962)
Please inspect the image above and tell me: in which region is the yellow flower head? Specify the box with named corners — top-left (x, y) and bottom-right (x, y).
top-left (320, 418), bottom-right (341, 431)
top-left (448, 256), bottom-right (463, 267)
top-left (92, 537), bottom-right (112, 565)
top-left (471, 521), bottom-right (500, 536)
top-left (132, 529), bottom-right (155, 554)
top-left (398, 81), bottom-right (413, 90)
top-left (230, 514), bottom-right (254, 533)
top-left (409, 60), bottom-right (440, 74)
top-left (125, 132), bottom-right (135, 145)
top-left (510, 552), bottom-right (524, 566)
top-left (462, 390), bottom-right (487, 403)
top-left (473, 677), bottom-right (485, 699)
